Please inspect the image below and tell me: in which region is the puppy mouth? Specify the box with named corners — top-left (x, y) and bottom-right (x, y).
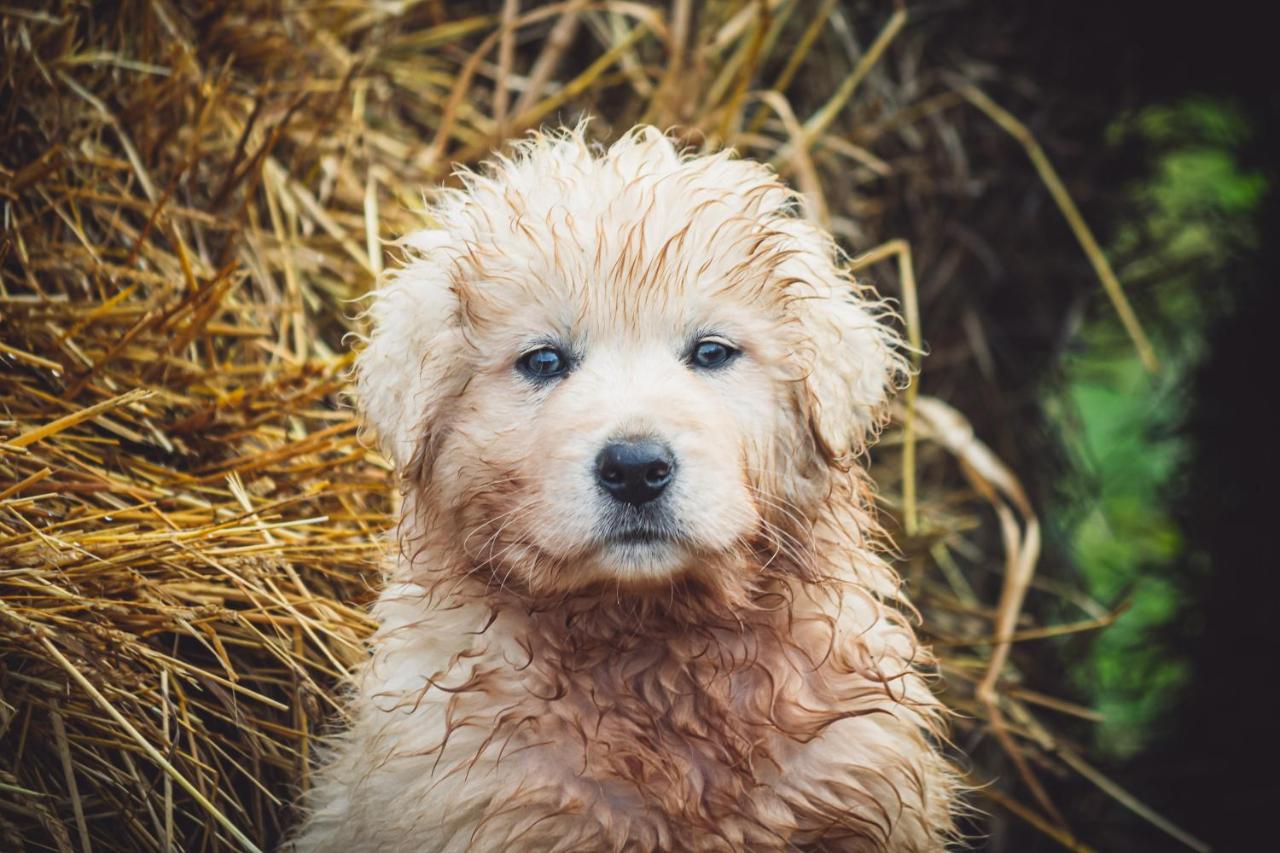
top-left (606, 527), bottom-right (675, 546)
top-left (596, 512), bottom-right (681, 548)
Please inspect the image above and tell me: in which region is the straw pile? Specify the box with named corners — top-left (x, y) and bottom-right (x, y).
top-left (1, 2), bottom-right (1185, 851)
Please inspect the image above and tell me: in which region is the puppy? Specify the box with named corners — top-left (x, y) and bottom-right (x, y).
top-left (293, 127), bottom-right (957, 852)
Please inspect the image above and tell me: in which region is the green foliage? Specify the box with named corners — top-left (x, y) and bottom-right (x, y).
top-left (1055, 98), bottom-right (1262, 757)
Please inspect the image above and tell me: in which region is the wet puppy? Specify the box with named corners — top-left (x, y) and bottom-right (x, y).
top-left (294, 127), bottom-right (957, 852)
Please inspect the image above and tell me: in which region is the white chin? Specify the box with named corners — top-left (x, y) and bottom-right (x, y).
top-left (597, 539), bottom-right (687, 582)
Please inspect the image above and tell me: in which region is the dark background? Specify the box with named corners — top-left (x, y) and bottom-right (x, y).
top-left (971, 2), bottom-right (1278, 849)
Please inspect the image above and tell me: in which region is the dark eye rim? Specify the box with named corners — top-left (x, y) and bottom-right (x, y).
top-left (688, 337), bottom-right (741, 370)
top-left (516, 345), bottom-right (570, 380)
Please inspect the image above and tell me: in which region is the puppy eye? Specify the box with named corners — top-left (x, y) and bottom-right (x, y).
top-left (688, 338), bottom-right (739, 370)
top-left (517, 346), bottom-right (568, 380)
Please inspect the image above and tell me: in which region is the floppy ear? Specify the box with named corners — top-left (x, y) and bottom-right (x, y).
top-left (785, 229), bottom-right (908, 466)
top-left (355, 230), bottom-right (462, 475)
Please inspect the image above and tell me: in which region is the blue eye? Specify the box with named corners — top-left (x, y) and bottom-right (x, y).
top-left (517, 346), bottom-right (568, 379)
top-left (689, 339), bottom-right (738, 369)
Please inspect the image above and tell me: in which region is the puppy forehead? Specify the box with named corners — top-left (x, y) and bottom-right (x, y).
top-left (457, 249), bottom-right (775, 349)
top-left (446, 156), bottom-right (797, 339)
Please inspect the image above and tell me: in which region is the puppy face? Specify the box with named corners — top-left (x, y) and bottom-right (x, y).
top-left (359, 128), bottom-right (903, 595)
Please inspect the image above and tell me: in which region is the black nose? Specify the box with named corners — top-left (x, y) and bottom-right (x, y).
top-left (595, 440), bottom-right (674, 505)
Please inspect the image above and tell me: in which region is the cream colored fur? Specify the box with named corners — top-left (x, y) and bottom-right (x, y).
top-left (291, 126), bottom-right (957, 852)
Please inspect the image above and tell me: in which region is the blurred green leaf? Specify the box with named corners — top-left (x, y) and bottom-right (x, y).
top-left (1055, 98), bottom-right (1262, 757)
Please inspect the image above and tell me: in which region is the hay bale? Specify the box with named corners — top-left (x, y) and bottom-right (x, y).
top-left (1, 2), bottom-right (1169, 850)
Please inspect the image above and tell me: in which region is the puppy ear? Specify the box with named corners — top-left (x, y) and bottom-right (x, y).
top-left (355, 230), bottom-right (461, 474)
top-left (786, 229), bottom-right (908, 466)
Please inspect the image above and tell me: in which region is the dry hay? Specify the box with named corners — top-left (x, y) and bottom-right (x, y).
top-left (0, 2), bottom-right (1195, 851)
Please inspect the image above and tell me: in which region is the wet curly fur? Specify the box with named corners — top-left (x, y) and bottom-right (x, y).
top-left (292, 126), bottom-right (959, 852)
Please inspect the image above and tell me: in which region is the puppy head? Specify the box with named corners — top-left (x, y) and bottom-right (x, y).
top-left (358, 127), bottom-right (904, 595)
